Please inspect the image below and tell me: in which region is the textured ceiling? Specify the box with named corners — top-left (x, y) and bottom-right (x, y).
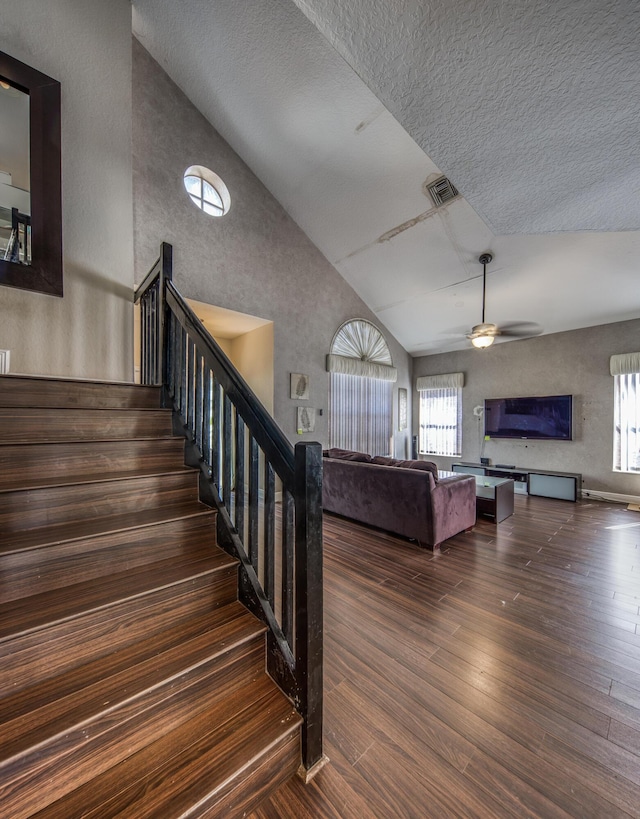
top-left (291, 0), bottom-right (640, 235)
top-left (133, 0), bottom-right (640, 356)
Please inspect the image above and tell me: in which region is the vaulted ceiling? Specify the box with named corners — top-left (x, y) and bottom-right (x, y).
top-left (133, 0), bottom-right (640, 356)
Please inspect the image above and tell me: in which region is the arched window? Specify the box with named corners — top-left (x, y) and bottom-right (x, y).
top-left (327, 319), bottom-right (396, 455)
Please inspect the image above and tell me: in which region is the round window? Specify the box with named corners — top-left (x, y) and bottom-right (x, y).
top-left (183, 165), bottom-right (230, 217)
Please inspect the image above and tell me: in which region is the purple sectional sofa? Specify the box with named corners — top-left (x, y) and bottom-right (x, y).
top-left (322, 449), bottom-right (476, 551)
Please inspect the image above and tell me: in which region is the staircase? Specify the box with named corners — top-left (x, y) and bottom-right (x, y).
top-left (0, 375), bottom-right (302, 818)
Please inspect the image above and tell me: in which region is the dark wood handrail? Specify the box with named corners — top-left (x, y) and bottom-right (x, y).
top-left (135, 243), bottom-right (324, 777)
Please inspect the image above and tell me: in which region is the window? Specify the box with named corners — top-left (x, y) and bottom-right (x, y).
top-left (327, 319), bottom-right (396, 456)
top-left (183, 165), bottom-right (230, 216)
top-left (613, 373), bottom-right (640, 472)
top-left (419, 386), bottom-right (462, 457)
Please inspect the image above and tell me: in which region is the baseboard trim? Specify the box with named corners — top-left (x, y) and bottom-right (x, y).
top-left (581, 488), bottom-right (640, 505)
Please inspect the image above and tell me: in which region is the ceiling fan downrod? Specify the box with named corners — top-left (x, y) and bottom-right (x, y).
top-left (478, 252), bottom-right (492, 325)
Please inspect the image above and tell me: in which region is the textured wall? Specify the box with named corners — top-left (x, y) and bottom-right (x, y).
top-left (0, 0), bottom-right (134, 380)
top-left (413, 319), bottom-right (640, 496)
top-left (132, 39), bottom-right (411, 447)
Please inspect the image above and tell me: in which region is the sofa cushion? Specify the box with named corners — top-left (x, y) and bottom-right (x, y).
top-left (370, 455), bottom-right (399, 467)
top-left (372, 455), bottom-right (438, 482)
top-left (396, 459), bottom-right (439, 481)
top-left (324, 447), bottom-right (372, 462)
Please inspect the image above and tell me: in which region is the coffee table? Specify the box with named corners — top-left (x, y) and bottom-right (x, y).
top-left (474, 475), bottom-right (514, 523)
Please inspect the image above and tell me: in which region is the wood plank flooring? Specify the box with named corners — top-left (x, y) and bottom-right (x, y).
top-left (251, 495), bottom-right (640, 818)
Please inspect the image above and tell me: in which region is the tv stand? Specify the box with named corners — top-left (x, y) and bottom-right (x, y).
top-left (452, 463), bottom-right (582, 502)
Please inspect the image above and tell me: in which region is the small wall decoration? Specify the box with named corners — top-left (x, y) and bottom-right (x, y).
top-left (291, 372), bottom-right (310, 400)
top-left (398, 387), bottom-right (407, 431)
top-left (297, 406), bottom-right (315, 434)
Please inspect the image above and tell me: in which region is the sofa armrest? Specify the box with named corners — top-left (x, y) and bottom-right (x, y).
top-left (430, 474), bottom-right (476, 548)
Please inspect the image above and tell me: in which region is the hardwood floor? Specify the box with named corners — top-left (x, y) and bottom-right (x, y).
top-left (251, 495), bottom-right (640, 818)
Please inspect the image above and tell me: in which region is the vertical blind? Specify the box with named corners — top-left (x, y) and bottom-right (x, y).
top-left (329, 372), bottom-right (392, 456)
top-left (419, 387), bottom-right (462, 457)
top-left (613, 373), bottom-right (640, 472)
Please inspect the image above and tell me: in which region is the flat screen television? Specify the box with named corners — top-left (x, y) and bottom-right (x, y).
top-left (484, 394), bottom-right (573, 441)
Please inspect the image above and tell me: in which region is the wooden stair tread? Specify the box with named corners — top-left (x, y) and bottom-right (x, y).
top-left (0, 464), bottom-right (196, 493)
top-left (0, 543), bottom-right (235, 641)
top-left (0, 471), bottom-right (200, 538)
top-left (0, 438), bottom-right (186, 491)
top-left (37, 678), bottom-right (302, 819)
top-left (1, 664), bottom-right (285, 817)
top-left (1, 516), bottom-right (220, 606)
top-left (0, 501), bottom-right (214, 554)
top-left (0, 375), bottom-right (162, 409)
top-left (0, 600), bottom-right (252, 727)
top-left (0, 407), bottom-right (174, 444)
top-left (0, 601), bottom-right (265, 765)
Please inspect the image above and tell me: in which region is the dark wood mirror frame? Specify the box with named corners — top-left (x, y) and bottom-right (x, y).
top-left (0, 50), bottom-right (62, 297)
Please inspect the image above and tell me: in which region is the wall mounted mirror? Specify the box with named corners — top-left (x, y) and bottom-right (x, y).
top-left (0, 50), bottom-right (62, 297)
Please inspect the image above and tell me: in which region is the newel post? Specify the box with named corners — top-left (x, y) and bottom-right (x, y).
top-left (294, 441), bottom-right (326, 778)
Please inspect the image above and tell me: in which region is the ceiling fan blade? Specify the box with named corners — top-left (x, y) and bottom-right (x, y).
top-left (498, 321), bottom-right (543, 338)
top-left (439, 325), bottom-right (475, 337)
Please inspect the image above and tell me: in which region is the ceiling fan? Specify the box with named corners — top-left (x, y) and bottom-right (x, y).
top-left (467, 253), bottom-right (542, 349)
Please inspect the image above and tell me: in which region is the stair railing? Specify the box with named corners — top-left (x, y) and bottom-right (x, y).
top-left (135, 243), bottom-right (324, 776)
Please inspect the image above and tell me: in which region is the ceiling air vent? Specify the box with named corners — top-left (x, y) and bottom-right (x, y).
top-left (425, 176), bottom-right (459, 207)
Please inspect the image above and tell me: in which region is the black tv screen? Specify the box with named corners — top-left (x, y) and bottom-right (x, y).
top-left (484, 394), bottom-right (573, 441)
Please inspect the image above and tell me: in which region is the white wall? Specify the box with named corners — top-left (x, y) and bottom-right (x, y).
top-left (413, 318), bottom-right (640, 497)
top-left (0, 0), bottom-right (134, 380)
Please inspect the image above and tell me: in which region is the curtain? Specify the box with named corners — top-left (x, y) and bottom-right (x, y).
top-left (416, 372), bottom-right (464, 391)
top-left (610, 352), bottom-right (640, 377)
top-left (613, 373), bottom-right (640, 472)
top-left (419, 387), bottom-right (462, 457)
top-left (329, 372), bottom-right (392, 456)
top-left (326, 353), bottom-right (397, 382)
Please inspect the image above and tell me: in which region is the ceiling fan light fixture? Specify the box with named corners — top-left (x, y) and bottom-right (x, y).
top-left (471, 334), bottom-right (495, 349)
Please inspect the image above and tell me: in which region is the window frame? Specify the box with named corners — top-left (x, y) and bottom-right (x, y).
top-left (183, 165), bottom-right (230, 217)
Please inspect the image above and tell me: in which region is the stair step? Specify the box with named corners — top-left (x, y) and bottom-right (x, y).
top-left (0, 375), bottom-right (162, 409)
top-left (0, 551), bottom-right (239, 693)
top-left (0, 471), bottom-right (199, 537)
top-left (0, 501), bottom-right (215, 554)
top-left (0, 601), bottom-right (264, 771)
top-left (0, 602), bottom-right (255, 738)
top-left (0, 374), bottom-right (303, 816)
top-left (0, 541), bottom-right (232, 641)
top-left (34, 678), bottom-right (301, 819)
top-left (0, 406), bottom-right (174, 443)
top-left (0, 438), bottom-right (186, 491)
top-left (1, 515), bottom-right (220, 605)
top-left (2, 653), bottom-right (291, 817)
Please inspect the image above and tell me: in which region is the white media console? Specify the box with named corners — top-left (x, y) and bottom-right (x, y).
top-left (451, 462), bottom-right (582, 502)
